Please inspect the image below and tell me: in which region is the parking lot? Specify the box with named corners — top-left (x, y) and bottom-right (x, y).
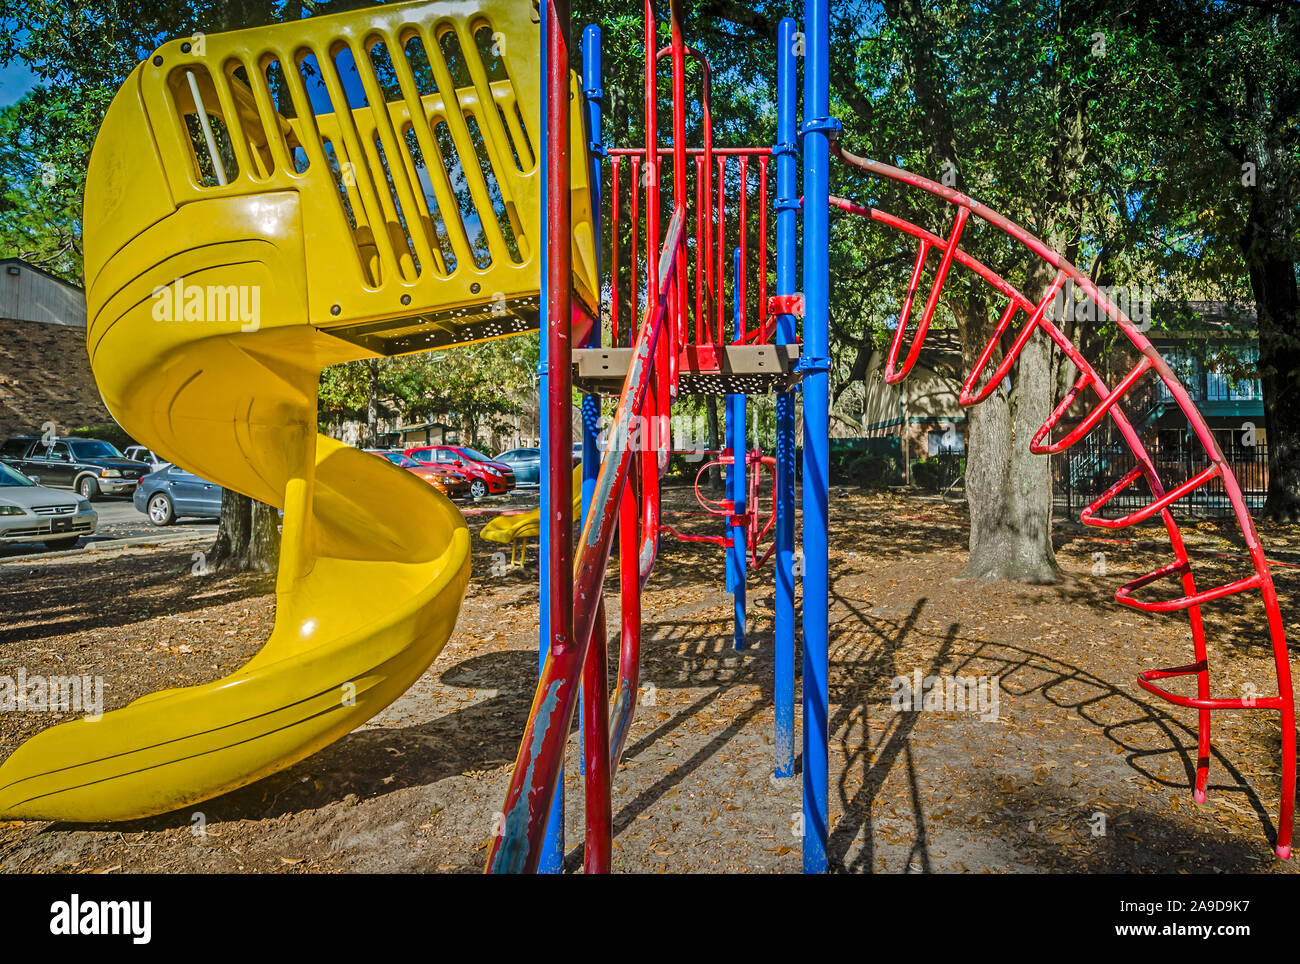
top-left (0, 497), bottom-right (215, 561)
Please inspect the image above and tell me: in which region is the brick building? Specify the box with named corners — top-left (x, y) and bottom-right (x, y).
top-left (0, 258), bottom-right (114, 440)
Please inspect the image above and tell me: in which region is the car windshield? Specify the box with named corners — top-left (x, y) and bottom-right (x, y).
top-left (457, 447), bottom-right (493, 462)
top-left (68, 439), bottom-right (124, 459)
top-left (387, 454), bottom-right (419, 467)
top-left (0, 463), bottom-right (35, 487)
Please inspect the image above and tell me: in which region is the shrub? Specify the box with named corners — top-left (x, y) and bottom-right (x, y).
top-left (67, 423), bottom-right (136, 451)
top-left (910, 459), bottom-right (943, 490)
top-left (849, 451), bottom-right (898, 488)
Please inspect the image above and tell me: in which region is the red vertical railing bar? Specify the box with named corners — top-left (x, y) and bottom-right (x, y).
top-left (669, 0), bottom-right (687, 373)
top-left (629, 158), bottom-right (640, 347)
top-left (737, 155), bottom-right (748, 343)
top-left (701, 57), bottom-right (714, 347)
top-left (695, 155), bottom-right (706, 342)
top-left (610, 156), bottom-right (621, 347)
top-left (758, 154), bottom-right (769, 343)
top-left (641, 0), bottom-right (663, 589)
top-left (716, 155), bottom-right (726, 343)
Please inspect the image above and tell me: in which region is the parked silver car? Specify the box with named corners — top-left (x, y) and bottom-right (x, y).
top-left (0, 461), bottom-right (97, 549)
top-left (134, 464), bottom-right (223, 525)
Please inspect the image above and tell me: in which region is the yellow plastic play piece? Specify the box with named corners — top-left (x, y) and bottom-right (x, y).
top-left (0, 0), bottom-right (594, 822)
top-left (480, 463), bottom-right (582, 560)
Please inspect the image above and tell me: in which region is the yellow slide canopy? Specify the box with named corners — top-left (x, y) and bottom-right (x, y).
top-left (0, 0), bottom-right (596, 822)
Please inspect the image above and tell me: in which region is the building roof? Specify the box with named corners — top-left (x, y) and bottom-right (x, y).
top-left (1150, 301), bottom-right (1256, 339)
top-left (0, 258), bottom-right (84, 295)
top-left (0, 257), bottom-right (87, 328)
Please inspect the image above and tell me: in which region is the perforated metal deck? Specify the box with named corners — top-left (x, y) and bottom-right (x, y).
top-left (573, 343), bottom-right (801, 395)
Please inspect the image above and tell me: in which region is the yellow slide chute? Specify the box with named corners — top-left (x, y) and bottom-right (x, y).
top-left (0, 0), bottom-right (595, 822)
top-left (480, 463), bottom-right (582, 564)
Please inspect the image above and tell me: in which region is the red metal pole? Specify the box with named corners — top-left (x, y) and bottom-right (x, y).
top-left (695, 154), bottom-right (705, 342)
top-left (485, 0), bottom-right (571, 874)
top-left (611, 156), bottom-right (621, 347)
top-left (610, 476), bottom-right (641, 767)
top-left (582, 597), bottom-right (612, 873)
top-left (758, 154), bottom-right (769, 342)
top-left (642, 0), bottom-right (664, 587)
top-left (645, 0), bottom-right (658, 285)
top-left (630, 158), bottom-right (640, 346)
top-left (716, 155), bottom-right (726, 343)
top-left (542, 0), bottom-right (573, 830)
top-left (670, 0), bottom-right (687, 361)
top-left (738, 155), bottom-right (748, 342)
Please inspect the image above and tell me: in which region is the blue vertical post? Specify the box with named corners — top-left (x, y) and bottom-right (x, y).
top-left (577, 24), bottom-right (605, 781)
top-left (726, 250), bottom-right (748, 651)
top-left (772, 16), bottom-right (798, 781)
top-left (536, 0), bottom-right (564, 874)
top-left (801, 0), bottom-right (833, 874)
top-left (581, 26), bottom-right (604, 521)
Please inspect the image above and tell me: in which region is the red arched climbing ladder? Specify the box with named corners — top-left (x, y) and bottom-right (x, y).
top-left (830, 142), bottom-right (1295, 860)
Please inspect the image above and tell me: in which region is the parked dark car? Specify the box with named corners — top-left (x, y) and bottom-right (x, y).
top-left (133, 464), bottom-right (223, 525)
top-left (3, 436), bottom-right (151, 500)
top-left (495, 447), bottom-right (541, 485)
top-left (405, 445), bottom-right (516, 500)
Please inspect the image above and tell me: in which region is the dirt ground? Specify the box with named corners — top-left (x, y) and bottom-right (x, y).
top-left (2, 487), bottom-right (1299, 874)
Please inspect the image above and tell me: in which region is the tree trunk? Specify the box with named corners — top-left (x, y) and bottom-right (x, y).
top-left (1250, 246), bottom-right (1300, 521)
top-left (210, 488), bottom-right (280, 573)
top-left (1239, 59), bottom-right (1300, 521)
top-left (884, 0), bottom-right (1061, 583)
top-left (960, 303), bottom-right (1061, 583)
top-left (365, 358), bottom-right (380, 447)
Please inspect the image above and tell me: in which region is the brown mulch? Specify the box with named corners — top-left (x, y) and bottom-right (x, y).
top-left (0, 488), bottom-right (1297, 873)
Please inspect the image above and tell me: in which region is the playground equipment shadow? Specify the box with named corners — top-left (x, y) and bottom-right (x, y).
top-left (0, 490), bottom-right (1296, 873)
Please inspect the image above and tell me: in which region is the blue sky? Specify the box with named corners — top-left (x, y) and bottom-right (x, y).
top-left (0, 59), bottom-right (37, 108)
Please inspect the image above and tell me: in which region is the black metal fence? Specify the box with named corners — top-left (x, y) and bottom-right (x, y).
top-left (1056, 440), bottom-right (1269, 520)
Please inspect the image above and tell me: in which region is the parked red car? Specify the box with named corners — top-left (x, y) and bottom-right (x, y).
top-left (366, 449), bottom-right (473, 500)
top-left (404, 445), bottom-right (516, 500)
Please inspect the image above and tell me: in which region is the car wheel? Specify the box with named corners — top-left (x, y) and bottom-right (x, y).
top-left (469, 479), bottom-right (488, 500)
top-left (77, 476), bottom-right (100, 501)
top-left (147, 492), bottom-right (176, 526)
top-left (43, 537), bottom-right (79, 550)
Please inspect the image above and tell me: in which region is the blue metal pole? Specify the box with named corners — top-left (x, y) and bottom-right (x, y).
top-left (727, 250), bottom-right (748, 651)
top-left (581, 24), bottom-right (604, 525)
top-left (801, 0), bottom-right (833, 874)
top-left (536, 0), bottom-right (564, 874)
top-left (577, 24), bottom-right (605, 782)
top-left (772, 16), bottom-right (798, 781)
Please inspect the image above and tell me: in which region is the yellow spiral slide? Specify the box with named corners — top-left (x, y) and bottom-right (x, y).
top-left (0, 0), bottom-right (596, 821)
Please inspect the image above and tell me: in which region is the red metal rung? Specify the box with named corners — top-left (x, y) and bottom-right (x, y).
top-left (1114, 556), bottom-right (1265, 613)
top-left (959, 274), bottom-right (1067, 406)
top-left (1137, 662), bottom-right (1282, 711)
top-left (1082, 463), bottom-right (1223, 530)
top-left (1029, 356), bottom-right (1153, 455)
top-left (884, 206), bottom-right (970, 385)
